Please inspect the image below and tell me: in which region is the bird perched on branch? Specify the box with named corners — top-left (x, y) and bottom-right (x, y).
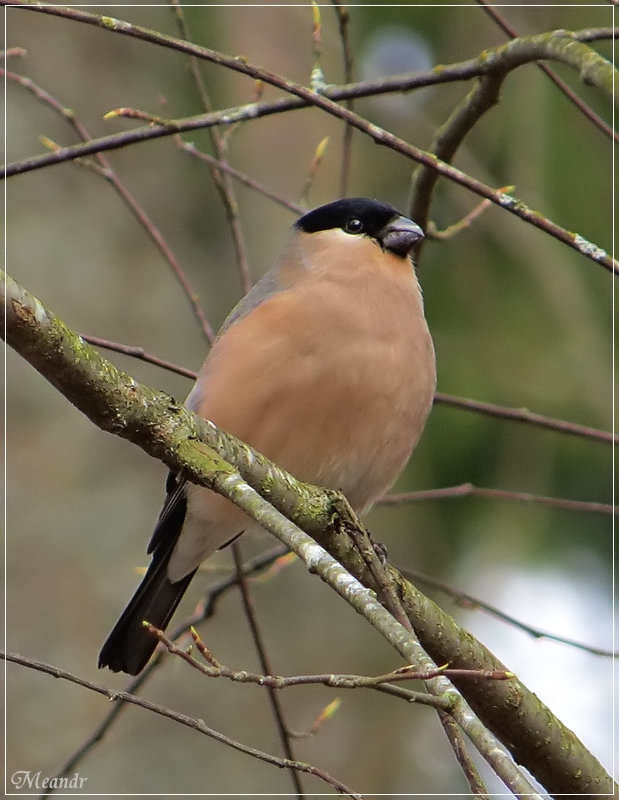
top-left (99, 197), bottom-right (436, 675)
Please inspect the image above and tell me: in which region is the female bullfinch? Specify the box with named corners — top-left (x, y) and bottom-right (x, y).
top-left (99, 197), bottom-right (436, 675)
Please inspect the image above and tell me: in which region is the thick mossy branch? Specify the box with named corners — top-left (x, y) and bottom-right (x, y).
top-left (394, 574), bottom-right (615, 799)
top-left (483, 29), bottom-right (616, 97)
top-left (516, 29), bottom-right (615, 95)
top-left (2, 270), bottom-right (615, 798)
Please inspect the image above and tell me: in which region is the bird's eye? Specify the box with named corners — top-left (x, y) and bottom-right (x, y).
top-left (344, 217), bottom-right (364, 234)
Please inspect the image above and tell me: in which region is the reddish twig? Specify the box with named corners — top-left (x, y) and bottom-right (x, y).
top-left (4, 67), bottom-right (215, 342)
top-left (381, 485), bottom-right (615, 516)
top-left (146, 626), bottom-right (514, 687)
top-left (170, 0), bottom-right (252, 294)
top-left (80, 334), bottom-right (197, 379)
top-left (175, 138), bottom-right (304, 214)
top-left (331, 0), bottom-right (355, 196)
top-left (434, 392), bottom-right (616, 445)
top-left (71, 339), bottom-right (619, 451)
top-left (396, 566), bottom-right (616, 658)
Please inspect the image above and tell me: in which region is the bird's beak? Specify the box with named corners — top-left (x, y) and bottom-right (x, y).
top-left (380, 216), bottom-right (424, 258)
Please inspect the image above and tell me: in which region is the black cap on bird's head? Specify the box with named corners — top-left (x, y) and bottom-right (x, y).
top-left (296, 197), bottom-right (424, 258)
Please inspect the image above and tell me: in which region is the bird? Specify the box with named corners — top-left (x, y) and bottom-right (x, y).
top-left (99, 197), bottom-right (436, 675)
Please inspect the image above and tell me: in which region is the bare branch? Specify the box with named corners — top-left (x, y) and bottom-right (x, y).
top-left (331, 0), bottom-right (355, 196)
top-left (169, 0), bottom-right (252, 294)
top-left (71, 339), bottom-right (616, 448)
top-left (4, 1), bottom-right (614, 100)
top-left (42, 546), bottom-right (290, 790)
top-left (146, 625), bottom-right (512, 696)
top-left (3, 269), bottom-right (613, 797)
top-left (398, 567), bottom-right (616, 659)
top-left (382, 485), bottom-right (615, 516)
top-left (3, 67), bottom-right (216, 342)
top-left (79, 335), bottom-right (197, 379)
top-left (410, 71), bottom-right (504, 234)
top-left (3, 3), bottom-right (616, 271)
top-left (1, 652), bottom-right (363, 798)
top-left (434, 392), bottom-right (616, 445)
top-left (437, 711), bottom-right (490, 798)
top-left (175, 138), bottom-right (305, 214)
top-left (231, 543), bottom-right (304, 799)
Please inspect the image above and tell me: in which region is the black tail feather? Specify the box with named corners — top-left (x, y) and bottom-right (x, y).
top-left (98, 557), bottom-right (197, 675)
top-left (99, 472), bottom-right (196, 675)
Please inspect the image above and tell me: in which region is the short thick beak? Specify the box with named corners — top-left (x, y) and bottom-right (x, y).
top-left (380, 215), bottom-right (424, 258)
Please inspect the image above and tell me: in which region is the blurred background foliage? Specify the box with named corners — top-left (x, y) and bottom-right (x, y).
top-left (5, 1), bottom-right (614, 796)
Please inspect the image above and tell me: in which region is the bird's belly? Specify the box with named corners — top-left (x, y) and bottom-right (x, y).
top-left (172, 285), bottom-right (436, 580)
top-left (213, 330), bottom-right (434, 509)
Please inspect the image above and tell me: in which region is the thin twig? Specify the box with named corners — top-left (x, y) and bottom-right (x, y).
top-left (80, 334), bottom-right (197, 379)
top-left (3, 67), bottom-right (215, 342)
top-left (434, 392), bottom-right (616, 445)
top-left (71, 339), bottom-right (619, 453)
top-left (299, 136), bottom-right (329, 206)
top-left (43, 547), bottom-right (290, 792)
top-left (231, 544), bottom-right (305, 800)
top-left (1, 652), bottom-right (363, 799)
top-left (437, 710), bottom-right (490, 799)
top-left (343, 517), bottom-right (414, 632)
top-left (381, 485), bottom-right (616, 516)
top-left (331, 0), bottom-right (355, 196)
top-left (175, 138), bottom-right (304, 214)
top-left (170, 0), bottom-right (251, 294)
top-left (425, 194), bottom-right (500, 240)
top-left (152, 625), bottom-right (513, 689)
top-left (397, 566), bottom-right (616, 658)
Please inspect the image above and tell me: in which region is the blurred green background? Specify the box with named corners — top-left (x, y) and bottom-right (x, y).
top-left (5, 2), bottom-right (614, 796)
